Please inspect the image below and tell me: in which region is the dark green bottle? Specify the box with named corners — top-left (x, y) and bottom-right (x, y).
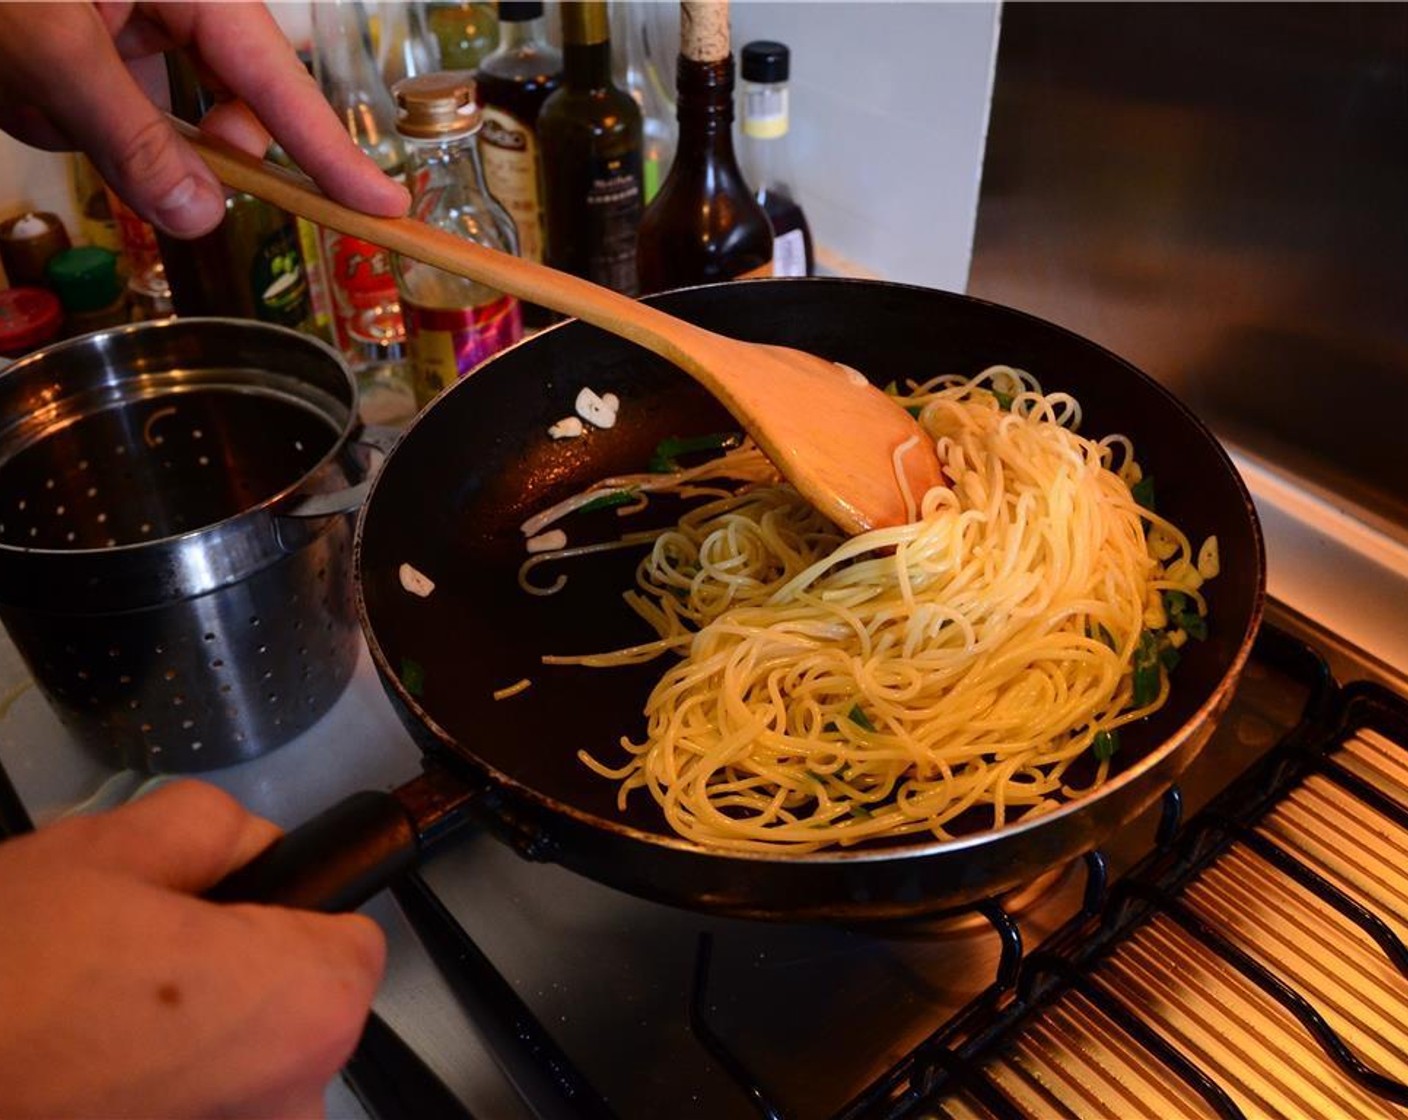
top-left (537, 0), bottom-right (644, 296)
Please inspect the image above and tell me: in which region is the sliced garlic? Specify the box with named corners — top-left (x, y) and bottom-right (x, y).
top-left (1197, 536), bottom-right (1221, 580)
top-left (398, 563), bottom-right (435, 598)
top-left (526, 529), bottom-right (568, 553)
top-left (575, 387), bottom-right (620, 429)
top-left (548, 416), bottom-right (585, 439)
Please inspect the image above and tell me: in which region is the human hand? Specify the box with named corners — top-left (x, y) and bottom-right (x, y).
top-left (0, 779), bottom-right (386, 1119)
top-left (0, 2), bottom-right (409, 238)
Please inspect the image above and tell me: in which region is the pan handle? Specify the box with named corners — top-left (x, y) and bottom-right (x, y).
top-left (208, 765), bottom-right (482, 912)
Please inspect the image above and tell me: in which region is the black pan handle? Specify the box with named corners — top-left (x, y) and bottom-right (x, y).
top-left (209, 765), bottom-right (483, 912)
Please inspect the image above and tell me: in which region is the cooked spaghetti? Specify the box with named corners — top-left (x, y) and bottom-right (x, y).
top-left (525, 367), bottom-right (1217, 852)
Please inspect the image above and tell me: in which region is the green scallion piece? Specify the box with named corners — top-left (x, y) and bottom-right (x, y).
top-left (401, 657), bottom-right (426, 697)
top-left (848, 704), bottom-right (877, 733)
top-left (1132, 631), bottom-right (1161, 706)
top-left (577, 487), bottom-right (638, 514)
top-left (1093, 729), bottom-right (1120, 762)
top-left (1131, 475), bottom-right (1157, 512)
top-left (648, 431), bottom-right (742, 472)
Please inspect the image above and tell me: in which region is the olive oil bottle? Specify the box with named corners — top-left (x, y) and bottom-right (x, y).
top-left (537, 0), bottom-right (644, 296)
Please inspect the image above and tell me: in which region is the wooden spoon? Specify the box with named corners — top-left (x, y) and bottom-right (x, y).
top-left (175, 122), bottom-right (944, 534)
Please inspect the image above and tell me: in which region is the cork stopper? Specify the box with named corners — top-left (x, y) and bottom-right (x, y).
top-left (393, 72), bottom-right (481, 140)
top-left (681, 0), bottom-right (730, 63)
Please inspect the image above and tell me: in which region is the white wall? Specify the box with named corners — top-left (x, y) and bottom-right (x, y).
top-left (0, 2), bottom-right (999, 292)
top-left (728, 1), bottom-right (999, 291)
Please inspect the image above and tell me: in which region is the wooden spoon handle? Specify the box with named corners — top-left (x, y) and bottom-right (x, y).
top-left (172, 119), bottom-right (741, 379)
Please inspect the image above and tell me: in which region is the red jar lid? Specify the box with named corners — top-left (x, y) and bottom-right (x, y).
top-left (0, 286), bottom-right (63, 357)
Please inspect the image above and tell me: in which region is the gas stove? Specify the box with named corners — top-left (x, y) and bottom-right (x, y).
top-left (3, 446), bottom-right (1408, 1120)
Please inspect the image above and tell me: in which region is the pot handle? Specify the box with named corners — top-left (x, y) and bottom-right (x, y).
top-left (279, 423), bottom-right (402, 523)
top-left (208, 764), bottom-right (481, 912)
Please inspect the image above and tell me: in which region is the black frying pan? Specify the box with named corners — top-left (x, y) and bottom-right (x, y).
top-left (216, 279), bottom-right (1265, 920)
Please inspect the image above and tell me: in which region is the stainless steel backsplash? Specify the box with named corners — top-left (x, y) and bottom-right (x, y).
top-left (969, 3), bottom-right (1408, 529)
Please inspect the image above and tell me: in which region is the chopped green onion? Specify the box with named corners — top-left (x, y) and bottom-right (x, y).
top-left (1131, 476), bottom-right (1157, 512)
top-left (994, 391), bottom-right (1015, 411)
top-left (905, 405), bottom-right (924, 419)
top-left (1132, 630), bottom-right (1161, 706)
top-left (1161, 591), bottom-right (1207, 640)
top-left (1178, 612), bottom-right (1209, 641)
top-left (577, 487), bottom-right (638, 514)
top-left (401, 657), bottom-right (425, 697)
top-left (1092, 729), bottom-right (1120, 762)
top-left (847, 704), bottom-right (877, 733)
top-left (648, 431), bottom-right (742, 472)
top-left (1158, 642), bottom-right (1182, 671)
top-left (1162, 590), bottom-right (1188, 614)
top-left (1087, 622), bottom-right (1117, 650)
top-left (881, 380), bottom-right (899, 396)
top-left (849, 803), bottom-right (874, 819)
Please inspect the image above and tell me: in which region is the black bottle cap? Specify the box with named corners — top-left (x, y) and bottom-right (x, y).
top-left (497, 1), bottom-right (543, 21)
top-left (741, 41), bottom-right (790, 83)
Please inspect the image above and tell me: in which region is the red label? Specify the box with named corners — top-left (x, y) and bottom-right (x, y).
top-left (323, 232), bottom-right (404, 351)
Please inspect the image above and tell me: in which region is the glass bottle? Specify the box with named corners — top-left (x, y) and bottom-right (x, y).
top-left (636, 1), bottom-right (772, 294)
top-left (155, 50), bottom-right (316, 330)
top-left (475, 0), bottom-right (561, 328)
top-left (537, 0), bottom-right (644, 295)
top-left (312, 0), bottom-right (414, 420)
top-left (391, 72), bottom-right (524, 408)
top-left (427, 2), bottom-right (498, 70)
top-left (378, 0), bottom-right (442, 91)
top-left (610, 1), bottom-right (678, 203)
top-left (738, 40), bottom-right (814, 277)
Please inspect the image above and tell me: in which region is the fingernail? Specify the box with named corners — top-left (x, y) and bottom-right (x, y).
top-left (154, 176), bottom-right (223, 238)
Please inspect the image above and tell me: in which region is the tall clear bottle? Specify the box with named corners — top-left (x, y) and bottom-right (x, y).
top-left (377, 0), bottom-right (442, 91)
top-left (738, 40), bottom-right (814, 277)
top-left (391, 73), bottom-right (524, 408)
top-left (475, 1), bottom-right (561, 326)
top-left (610, 2), bottom-right (678, 203)
top-left (537, 0), bottom-right (645, 295)
top-left (636, 1), bottom-right (772, 294)
top-left (312, 0), bottom-right (414, 423)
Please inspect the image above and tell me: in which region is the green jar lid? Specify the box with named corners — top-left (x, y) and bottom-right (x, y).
top-left (45, 246), bottom-right (122, 312)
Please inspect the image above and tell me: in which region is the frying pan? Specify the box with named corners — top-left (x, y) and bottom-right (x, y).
top-left (215, 279), bottom-right (1265, 921)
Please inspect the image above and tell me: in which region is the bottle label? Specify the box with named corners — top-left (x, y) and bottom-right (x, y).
top-left (250, 223), bottom-right (312, 326)
top-left (404, 294), bottom-right (523, 401)
top-left (480, 108), bottom-right (546, 264)
top-left (323, 232), bottom-right (405, 353)
top-left (742, 87), bottom-right (789, 139)
top-left (771, 228), bottom-right (807, 278)
top-left (585, 153), bottom-right (644, 296)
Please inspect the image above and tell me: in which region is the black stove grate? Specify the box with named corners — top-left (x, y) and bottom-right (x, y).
top-left (836, 627), bottom-right (1408, 1120)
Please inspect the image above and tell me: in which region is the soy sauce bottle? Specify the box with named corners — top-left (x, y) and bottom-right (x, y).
top-left (738, 40), bottom-right (814, 277)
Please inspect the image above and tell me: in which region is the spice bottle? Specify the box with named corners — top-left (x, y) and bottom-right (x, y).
top-left (391, 72), bottom-right (523, 408)
top-left (0, 288), bottom-right (62, 360)
top-left (45, 246), bottom-right (128, 336)
top-left (738, 41), bottom-right (814, 277)
top-left (537, 0), bottom-right (645, 295)
top-left (0, 212), bottom-right (71, 289)
top-left (636, 1), bottom-right (773, 294)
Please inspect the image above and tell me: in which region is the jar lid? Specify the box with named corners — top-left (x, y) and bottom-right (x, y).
top-left (742, 40), bottom-right (790, 84)
top-left (0, 287), bottom-right (63, 355)
top-left (45, 246), bottom-right (122, 312)
top-left (497, 1), bottom-right (543, 21)
top-left (393, 73), bottom-right (481, 140)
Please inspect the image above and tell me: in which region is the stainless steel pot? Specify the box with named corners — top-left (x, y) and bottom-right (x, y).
top-left (0, 318), bottom-right (379, 772)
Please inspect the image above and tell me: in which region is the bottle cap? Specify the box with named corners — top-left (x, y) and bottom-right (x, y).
top-left (559, 0), bottom-right (608, 47)
top-left (0, 211), bottom-right (71, 288)
top-left (0, 287), bottom-right (63, 357)
top-left (497, 1), bottom-right (543, 21)
top-left (742, 40), bottom-right (790, 84)
top-left (393, 72), bottom-right (482, 140)
top-left (44, 246), bottom-right (122, 312)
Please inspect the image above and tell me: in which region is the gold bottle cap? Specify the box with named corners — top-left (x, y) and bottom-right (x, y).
top-left (559, 0), bottom-right (608, 47)
top-left (393, 72), bottom-right (481, 140)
